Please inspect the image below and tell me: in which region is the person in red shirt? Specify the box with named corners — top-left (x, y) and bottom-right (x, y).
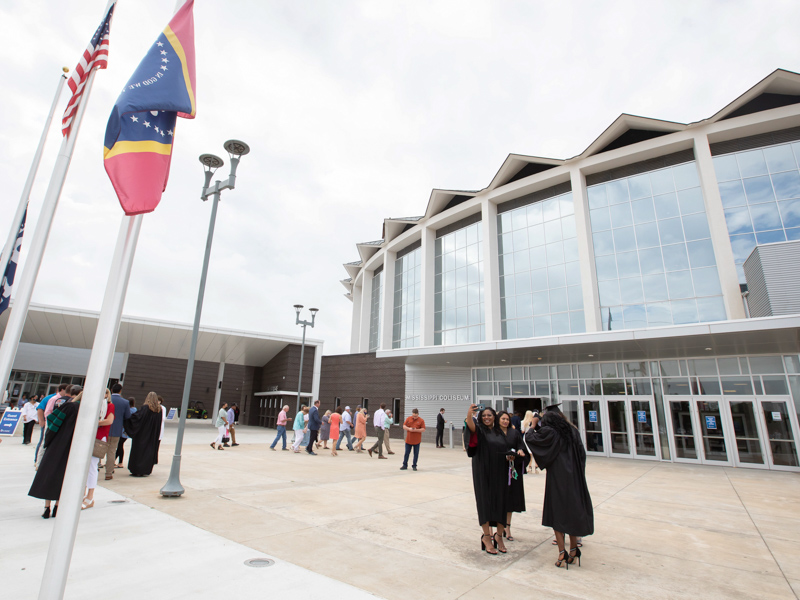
top-left (400, 409), bottom-right (426, 471)
top-left (82, 389), bottom-right (115, 510)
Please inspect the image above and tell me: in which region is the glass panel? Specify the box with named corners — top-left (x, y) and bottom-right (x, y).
top-left (476, 383), bottom-right (493, 396)
top-left (608, 400), bottom-right (630, 455)
top-left (697, 377), bottom-right (721, 395)
top-left (762, 376), bottom-right (789, 395)
top-left (669, 400), bottom-right (697, 459)
top-left (720, 376), bottom-right (754, 395)
top-left (583, 400), bottom-right (604, 453)
top-left (761, 401), bottom-right (799, 467)
top-left (729, 401), bottom-right (764, 465)
top-left (511, 382), bottom-right (529, 395)
top-left (602, 380), bottom-right (626, 395)
top-left (749, 356), bottom-right (784, 374)
top-left (631, 400), bottom-right (657, 457)
top-left (663, 378), bottom-right (691, 395)
top-left (696, 400), bottom-right (728, 462)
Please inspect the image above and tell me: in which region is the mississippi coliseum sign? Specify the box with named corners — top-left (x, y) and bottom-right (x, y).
top-left (404, 394), bottom-right (471, 402)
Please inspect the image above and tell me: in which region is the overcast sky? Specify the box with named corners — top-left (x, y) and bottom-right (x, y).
top-left (0, 0), bottom-right (798, 356)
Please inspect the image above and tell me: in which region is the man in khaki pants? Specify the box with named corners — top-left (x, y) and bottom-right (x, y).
top-left (105, 383), bottom-right (131, 479)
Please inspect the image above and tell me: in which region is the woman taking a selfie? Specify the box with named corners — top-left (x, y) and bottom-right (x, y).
top-left (465, 404), bottom-right (510, 555)
top-left (524, 406), bottom-right (593, 569)
top-left (497, 411), bottom-right (526, 541)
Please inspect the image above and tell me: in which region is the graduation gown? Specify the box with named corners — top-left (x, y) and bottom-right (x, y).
top-left (469, 426), bottom-right (510, 526)
top-left (29, 401), bottom-right (80, 501)
top-left (504, 427), bottom-right (526, 514)
top-left (124, 407), bottom-right (162, 476)
top-left (524, 423), bottom-right (594, 536)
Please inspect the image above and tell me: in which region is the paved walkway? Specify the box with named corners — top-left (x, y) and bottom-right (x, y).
top-left (3, 421), bottom-right (800, 599)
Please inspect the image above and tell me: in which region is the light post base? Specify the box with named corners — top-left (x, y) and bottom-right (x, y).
top-left (159, 455), bottom-right (185, 497)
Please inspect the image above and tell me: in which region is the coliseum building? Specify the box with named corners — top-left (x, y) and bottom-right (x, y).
top-left (338, 69), bottom-right (800, 469)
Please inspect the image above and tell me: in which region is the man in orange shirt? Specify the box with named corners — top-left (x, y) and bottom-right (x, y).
top-left (400, 408), bottom-right (426, 471)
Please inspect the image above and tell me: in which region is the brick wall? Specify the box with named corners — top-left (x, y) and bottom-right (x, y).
top-left (318, 352), bottom-right (407, 439)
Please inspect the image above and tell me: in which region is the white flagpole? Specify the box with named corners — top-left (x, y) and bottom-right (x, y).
top-left (38, 213), bottom-right (142, 600)
top-left (0, 68), bottom-right (69, 283)
top-left (0, 0), bottom-right (115, 403)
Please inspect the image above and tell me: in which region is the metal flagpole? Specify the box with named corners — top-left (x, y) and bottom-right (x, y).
top-left (0, 68), bottom-right (69, 283)
top-left (37, 214), bottom-right (142, 600)
top-left (0, 62), bottom-right (104, 402)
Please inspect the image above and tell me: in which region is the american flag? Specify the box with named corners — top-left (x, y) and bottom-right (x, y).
top-left (0, 210), bottom-right (26, 316)
top-left (61, 2), bottom-right (116, 137)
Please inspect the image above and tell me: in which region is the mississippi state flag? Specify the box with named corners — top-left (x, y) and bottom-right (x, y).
top-left (103, 0), bottom-right (196, 216)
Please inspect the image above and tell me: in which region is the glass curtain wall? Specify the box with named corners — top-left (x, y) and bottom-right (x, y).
top-left (497, 191), bottom-right (585, 339)
top-left (392, 247), bottom-right (422, 348)
top-left (434, 221), bottom-right (485, 345)
top-left (588, 162), bottom-right (726, 329)
top-left (368, 270), bottom-right (382, 352)
top-left (713, 141), bottom-right (800, 282)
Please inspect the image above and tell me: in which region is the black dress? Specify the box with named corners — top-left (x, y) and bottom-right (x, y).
top-left (29, 401), bottom-right (80, 501)
top-left (524, 423), bottom-right (594, 536)
top-left (504, 427), bottom-right (526, 514)
top-left (125, 407), bottom-right (162, 476)
top-left (469, 425), bottom-right (510, 526)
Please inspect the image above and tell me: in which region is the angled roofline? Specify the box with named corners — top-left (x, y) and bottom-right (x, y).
top-left (700, 68), bottom-right (800, 124)
top-left (487, 153), bottom-right (565, 191)
top-left (383, 216), bottom-right (424, 244)
top-left (575, 113), bottom-right (687, 159)
top-left (423, 188), bottom-right (478, 220)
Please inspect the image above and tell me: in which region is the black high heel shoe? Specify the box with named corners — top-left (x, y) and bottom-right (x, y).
top-left (481, 534), bottom-right (497, 555)
top-left (568, 546), bottom-right (581, 567)
top-left (555, 549), bottom-right (569, 569)
top-left (493, 532), bottom-right (508, 554)
top-left (41, 506), bottom-right (50, 519)
top-left (52, 504), bottom-right (58, 518)
top-left (503, 524), bottom-right (514, 541)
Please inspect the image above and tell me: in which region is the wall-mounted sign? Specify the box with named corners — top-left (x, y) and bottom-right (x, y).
top-left (705, 416), bottom-right (717, 430)
top-left (588, 410), bottom-right (598, 423)
top-left (404, 394), bottom-right (472, 402)
top-left (637, 411), bottom-right (647, 423)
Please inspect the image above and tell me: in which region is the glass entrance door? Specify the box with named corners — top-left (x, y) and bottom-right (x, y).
top-left (727, 400), bottom-right (766, 467)
top-left (695, 399), bottom-right (731, 464)
top-left (582, 399), bottom-right (604, 454)
top-left (607, 399), bottom-right (631, 456)
top-left (758, 399), bottom-right (800, 470)
top-left (667, 399), bottom-right (699, 462)
top-left (630, 398), bottom-right (659, 459)
top-left (666, 398), bottom-right (732, 465)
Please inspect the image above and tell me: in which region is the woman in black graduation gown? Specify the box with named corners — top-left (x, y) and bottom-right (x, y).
top-left (29, 393), bottom-right (82, 518)
top-left (125, 392), bottom-right (162, 476)
top-left (497, 411), bottom-right (526, 541)
top-left (465, 404), bottom-right (510, 555)
top-left (524, 408), bottom-right (593, 569)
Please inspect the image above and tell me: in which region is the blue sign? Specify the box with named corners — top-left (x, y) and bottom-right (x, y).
top-left (637, 411), bottom-right (647, 423)
top-left (0, 410), bottom-right (22, 436)
top-left (166, 407), bottom-right (177, 421)
top-left (705, 415), bottom-right (717, 430)
top-left (588, 410), bottom-right (598, 423)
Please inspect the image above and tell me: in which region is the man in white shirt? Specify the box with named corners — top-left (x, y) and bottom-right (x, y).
top-left (336, 406), bottom-right (354, 451)
top-left (227, 404), bottom-right (238, 447)
top-left (21, 397), bottom-right (38, 444)
top-left (368, 403), bottom-right (388, 459)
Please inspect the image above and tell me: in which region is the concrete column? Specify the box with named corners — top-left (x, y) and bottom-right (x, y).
top-left (350, 282), bottom-right (362, 353)
top-left (359, 269), bottom-right (374, 352)
top-left (481, 198), bottom-right (501, 341)
top-left (420, 227), bottom-right (435, 346)
top-left (211, 361), bottom-right (225, 425)
top-left (311, 342), bottom-right (323, 400)
top-left (381, 251), bottom-right (397, 350)
top-left (571, 167), bottom-right (601, 331)
top-left (693, 133), bottom-right (746, 320)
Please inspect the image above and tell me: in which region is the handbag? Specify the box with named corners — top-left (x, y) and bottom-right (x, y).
top-left (92, 438), bottom-right (108, 459)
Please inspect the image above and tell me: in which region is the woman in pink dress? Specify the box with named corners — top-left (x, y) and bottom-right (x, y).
top-left (354, 408), bottom-right (368, 452)
top-left (329, 408), bottom-right (342, 456)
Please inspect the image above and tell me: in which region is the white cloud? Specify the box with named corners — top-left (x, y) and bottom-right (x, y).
top-left (0, 0), bottom-right (799, 358)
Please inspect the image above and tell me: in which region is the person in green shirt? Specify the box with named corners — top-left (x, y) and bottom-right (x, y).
top-left (211, 402), bottom-right (229, 450)
top-left (291, 406), bottom-right (308, 453)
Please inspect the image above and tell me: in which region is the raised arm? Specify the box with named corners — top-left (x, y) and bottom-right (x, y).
top-left (465, 404), bottom-right (478, 433)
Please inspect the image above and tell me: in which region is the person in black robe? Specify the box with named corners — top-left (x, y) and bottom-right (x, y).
top-left (29, 396), bottom-right (82, 518)
top-left (497, 411), bottom-right (526, 541)
top-left (525, 408), bottom-right (593, 569)
top-left (465, 404), bottom-right (511, 555)
top-left (124, 392), bottom-right (162, 476)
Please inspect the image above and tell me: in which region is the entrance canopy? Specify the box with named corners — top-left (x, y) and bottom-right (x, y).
top-left (0, 303), bottom-right (323, 367)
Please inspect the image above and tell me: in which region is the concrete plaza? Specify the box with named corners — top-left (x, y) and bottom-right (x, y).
top-left (3, 420), bottom-right (800, 599)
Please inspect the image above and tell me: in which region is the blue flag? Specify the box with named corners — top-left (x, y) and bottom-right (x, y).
top-left (0, 210), bottom-right (26, 316)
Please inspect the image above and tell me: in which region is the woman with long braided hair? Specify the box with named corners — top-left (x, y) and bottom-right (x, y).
top-left (524, 405), bottom-right (593, 569)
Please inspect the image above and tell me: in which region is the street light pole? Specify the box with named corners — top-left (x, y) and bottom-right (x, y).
top-left (161, 140), bottom-right (250, 498)
top-left (293, 305), bottom-right (318, 411)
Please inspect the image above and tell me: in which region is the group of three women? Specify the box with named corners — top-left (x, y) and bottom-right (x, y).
top-left (466, 403), bottom-right (594, 568)
top-left (29, 390), bottom-right (164, 517)
top-left (317, 406), bottom-right (370, 455)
